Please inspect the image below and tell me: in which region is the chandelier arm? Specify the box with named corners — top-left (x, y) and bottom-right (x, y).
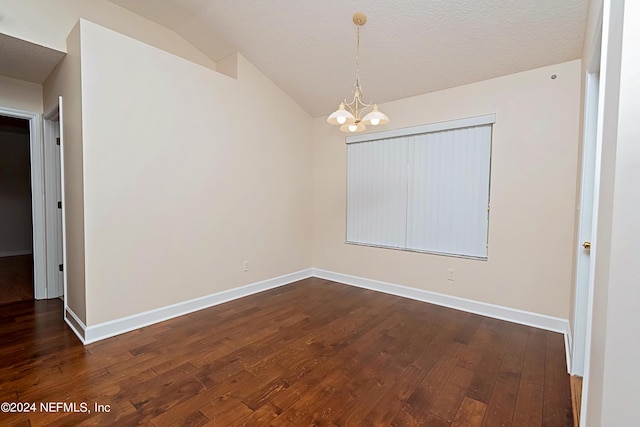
top-left (345, 96), bottom-right (374, 122)
top-left (344, 104), bottom-right (357, 117)
top-left (343, 97), bottom-right (357, 115)
top-left (359, 103), bottom-right (374, 116)
top-left (356, 98), bottom-right (374, 109)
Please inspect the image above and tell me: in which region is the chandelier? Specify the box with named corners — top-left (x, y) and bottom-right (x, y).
top-left (327, 12), bottom-right (390, 133)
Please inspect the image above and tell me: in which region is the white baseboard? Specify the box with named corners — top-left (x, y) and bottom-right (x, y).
top-left (73, 269), bottom-right (313, 345)
top-left (0, 250), bottom-right (33, 257)
top-left (565, 323), bottom-right (574, 375)
top-left (65, 306), bottom-right (87, 343)
top-left (312, 268), bottom-right (571, 335)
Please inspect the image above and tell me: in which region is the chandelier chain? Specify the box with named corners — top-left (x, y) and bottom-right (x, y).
top-left (355, 23), bottom-right (360, 90)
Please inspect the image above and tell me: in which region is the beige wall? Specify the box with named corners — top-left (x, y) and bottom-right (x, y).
top-left (313, 60), bottom-right (582, 319)
top-left (0, 0), bottom-right (215, 70)
top-left (585, 0), bottom-right (640, 424)
top-left (43, 23), bottom-right (87, 323)
top-left (0, 75), bottom-right (43, 113)
top-left (76, 21), bottom-right (312, 325)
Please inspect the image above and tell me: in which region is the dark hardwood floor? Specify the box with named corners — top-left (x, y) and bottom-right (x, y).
top-left (0, 278), bottom-right (572, 426)
top-left (0, 255), bottom-right (34, 304)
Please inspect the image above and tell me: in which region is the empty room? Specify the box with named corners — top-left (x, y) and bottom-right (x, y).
top-left (0, 1), bottom-right (638, 426)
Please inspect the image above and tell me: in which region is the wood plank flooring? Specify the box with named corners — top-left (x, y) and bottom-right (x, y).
top-left (570, 376), bottom-right (583, 426)
top-left (0, 255), bottom-right (33, 304)
top-left (0, 278), bottom-right (573, 426)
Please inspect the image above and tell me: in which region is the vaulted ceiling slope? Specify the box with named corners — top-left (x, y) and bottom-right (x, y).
top-left (112, 0), bottom-right (588, 118)
top-left (0, 33), bottom-right (65, 84)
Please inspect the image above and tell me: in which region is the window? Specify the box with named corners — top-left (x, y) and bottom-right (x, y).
top-left (346, 114), bottom-right (494, 259)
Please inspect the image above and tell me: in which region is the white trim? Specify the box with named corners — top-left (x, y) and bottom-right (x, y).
top-left (27, 113), bottom-right (45, 299)
top-left (312, 269), bottom-right (569, 335)
top-left (0, 107), bottom-right (47, 300)
top-left (346, 114), bottom-right (496, 144)
top-left (72, 269), bottom-right (313, 345)
top-left (0, 250), bottom-right (33, 257)
top-left (565, 323), bottom-right (574, 374)
top-left (43, 105), bottom-right (64, 299)
top-left (58, 96), bottom-right (69, 320)
top-left (65, 306), bottom-right (86, 342)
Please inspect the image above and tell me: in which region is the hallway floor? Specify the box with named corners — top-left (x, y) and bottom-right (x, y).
top-left (0, 254), bottom-right (33, 304)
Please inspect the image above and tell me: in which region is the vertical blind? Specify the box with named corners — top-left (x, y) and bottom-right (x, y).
top-left (346, 115), bottom-right (493, 259)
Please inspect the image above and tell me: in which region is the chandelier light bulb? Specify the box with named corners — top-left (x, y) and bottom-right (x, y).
top-left (362, 104), bottom-right (390, 127)
top-left (348, 124), bottom-right (358, 132)
top-left (327, 102), bottom-right (355, 126)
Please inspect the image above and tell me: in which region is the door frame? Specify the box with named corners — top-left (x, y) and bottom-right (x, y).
top-left (0, 106), bottom-right (46, 299)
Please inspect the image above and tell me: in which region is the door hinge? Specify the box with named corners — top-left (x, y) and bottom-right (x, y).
top-left (56, 137), bottom-right (60, 145)
top-left (57, 201), bottom-right (62, 209)
top-left (58, 264), bottom-right (63, 272)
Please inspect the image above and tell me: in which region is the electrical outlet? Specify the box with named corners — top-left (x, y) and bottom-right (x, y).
top-left (243, 260), bottom-right (250, 272)
top-left (447, 268), bottom-right (455, 281)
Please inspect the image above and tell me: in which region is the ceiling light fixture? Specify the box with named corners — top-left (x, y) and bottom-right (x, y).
top-left (327, 12), bottom-right (389, 133)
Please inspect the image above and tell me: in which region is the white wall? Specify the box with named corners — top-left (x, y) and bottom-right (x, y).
top-left (74, 21), bottom-right (313, 325)
top-left (0, 75), bottom-right (43, 113)
top-left (0, 130), bottom-right (32, 256)
top-left (0, 0), bottom-right (216, 70)
top-left (313, 60), bottom-right (582, 319)
top-left (599, 0), bottom-right (640, 419)
top-left (585, 0), bottom-right (640, 425)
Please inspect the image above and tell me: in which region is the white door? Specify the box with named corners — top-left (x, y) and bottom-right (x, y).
top-left (571, 72), bottom-right (599, 376)
top-left (43, 104), bottom-right (64, 298)
top-left (53, 121), bottom-right (63, 295)
top-left (58, 96), bottom-right (68, 308)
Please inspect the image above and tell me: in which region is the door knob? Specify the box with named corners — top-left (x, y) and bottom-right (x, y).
top-left (583, 241), bottom-right (591, 249)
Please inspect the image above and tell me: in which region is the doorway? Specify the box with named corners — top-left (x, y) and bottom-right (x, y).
top-left (570, 12), bottom-right (604, 426)
top-left (0, 106), bottom-right (64, 302)
top-left (0, 115), bottom-right (34, 303)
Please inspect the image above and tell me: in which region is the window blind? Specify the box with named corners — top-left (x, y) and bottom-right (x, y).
top-left (346, 115), bottom-right (493, 259)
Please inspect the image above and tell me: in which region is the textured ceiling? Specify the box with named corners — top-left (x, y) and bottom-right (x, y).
top-left (0, 33), bottom-right (65, 84)
top-left (0, 0), bottom-right (588, 117)
top-left (114, 1), bottom-right (587, 117)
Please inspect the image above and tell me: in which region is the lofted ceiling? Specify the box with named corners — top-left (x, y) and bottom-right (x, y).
top-left (109, 0), bottom-right (588, 117)
top-left (97, 1), bottom-right (587, 117)
top-left (0, 33), bottom-right (65, 84)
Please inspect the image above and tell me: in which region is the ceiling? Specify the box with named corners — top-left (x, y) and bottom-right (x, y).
top-left (110, 0), bottom-right (588, 118)
top-left (0, 33), bottom-right (65, 84)
top-left (0, 1), bottom-right (589, 117)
